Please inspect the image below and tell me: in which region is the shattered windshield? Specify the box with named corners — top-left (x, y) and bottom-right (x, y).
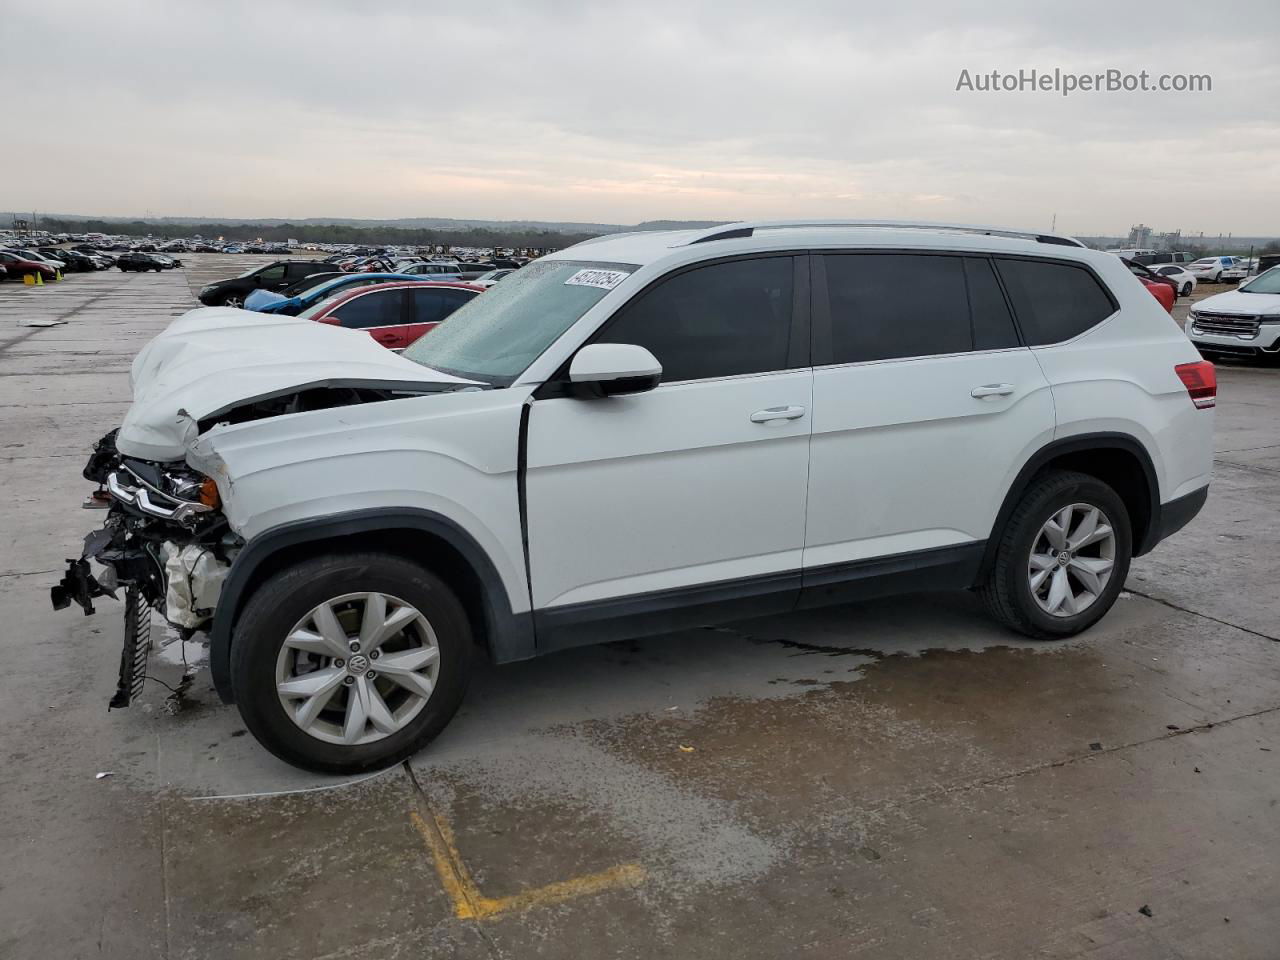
top-left (401, 259), bottom-right (635, 385)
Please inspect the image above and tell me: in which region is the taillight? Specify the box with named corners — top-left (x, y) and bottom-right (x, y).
top-left (1175, 360), bottom-right (1216, 410)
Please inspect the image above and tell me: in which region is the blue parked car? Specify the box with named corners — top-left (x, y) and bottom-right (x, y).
top-left (246, 272), bottom-right (421, 315)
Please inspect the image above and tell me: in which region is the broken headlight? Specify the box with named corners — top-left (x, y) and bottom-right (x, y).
top-left (107, 461), bottom-right (220, 525)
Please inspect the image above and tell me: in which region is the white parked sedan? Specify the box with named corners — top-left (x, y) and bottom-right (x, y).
top-left (1187, 256), bottom-right (1243, 283)
top-left (1222, 259), bottom-right (1252, 282)
top-left (1148, 264), bottom-right (1197, 297)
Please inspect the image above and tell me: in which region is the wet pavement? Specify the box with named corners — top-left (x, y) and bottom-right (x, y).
top-left (1, 259), bottom-right (1277, 959)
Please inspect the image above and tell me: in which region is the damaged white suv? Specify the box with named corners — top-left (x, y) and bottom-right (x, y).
top-left (52, 221), bottom-right (1216, 773)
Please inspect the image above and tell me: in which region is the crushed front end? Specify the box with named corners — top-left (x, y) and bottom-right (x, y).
top-left (51, 429), bottom-right (241, 708)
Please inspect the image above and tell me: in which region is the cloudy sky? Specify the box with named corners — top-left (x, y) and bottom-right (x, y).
top-left (4, 0), bottom-right (1278, 234)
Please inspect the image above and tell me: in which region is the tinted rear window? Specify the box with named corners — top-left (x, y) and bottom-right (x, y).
top-left (994, 258), bottom-right (1116, 346)
top-left (822, 253), bottom-right (1019, 363)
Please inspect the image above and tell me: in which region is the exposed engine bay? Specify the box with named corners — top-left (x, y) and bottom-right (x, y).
top-left (50, 429), bottom-right (242, 708)
top-left (49, 381), bottom-right (468, 710)
top-left (195, 383), bottom-right (426, 433)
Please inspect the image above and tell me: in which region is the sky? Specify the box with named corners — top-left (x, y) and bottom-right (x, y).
top-left (3, 0), bottom-right (1278, 235)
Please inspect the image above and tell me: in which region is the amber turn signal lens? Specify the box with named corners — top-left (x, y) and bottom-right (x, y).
top-left (199, 477), bottom-right (220, 508)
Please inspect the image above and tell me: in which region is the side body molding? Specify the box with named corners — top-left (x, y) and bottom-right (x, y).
top-left (208, 508), bottom-right (534, 703)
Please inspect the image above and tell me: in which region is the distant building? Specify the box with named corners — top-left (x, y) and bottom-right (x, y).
top-left (1127, 223), bottom-right (1153, 247)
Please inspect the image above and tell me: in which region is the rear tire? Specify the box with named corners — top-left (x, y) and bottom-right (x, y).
top-left (230, 552), bottom-right (474, 774)
top-left (979, 470), bottom-right (1132, 639)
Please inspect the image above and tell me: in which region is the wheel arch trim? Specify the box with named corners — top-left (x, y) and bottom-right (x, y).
top-left (980, 432), bottom-right (1163, 578)
top-left (208, 508), bottom-right (533, 704)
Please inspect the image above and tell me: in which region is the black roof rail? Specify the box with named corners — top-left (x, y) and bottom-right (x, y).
top-left (690, 226), bottom-right (755, 244)
top-left (681, 220), bottom-right (1085, 248)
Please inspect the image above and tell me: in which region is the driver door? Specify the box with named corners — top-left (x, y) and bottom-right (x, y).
top-left (525, 255), bottom-right (813, 650)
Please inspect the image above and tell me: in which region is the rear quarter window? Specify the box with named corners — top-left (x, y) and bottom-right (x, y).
top-left (994, 258), bottom-right (1117, 346)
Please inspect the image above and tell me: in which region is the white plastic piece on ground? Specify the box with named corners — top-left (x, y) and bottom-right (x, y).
top-left (160, 541), bottom-right (230, 628)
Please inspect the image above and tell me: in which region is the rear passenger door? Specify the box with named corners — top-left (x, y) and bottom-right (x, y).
top-left (802, 252), bottom-right (1055, 595)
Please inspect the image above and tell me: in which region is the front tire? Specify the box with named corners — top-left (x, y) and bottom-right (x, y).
top-left (219, 292), bottom-right (244, 308)
top-left (979, 470), bottom-right (1132, 639)
top-left (230, 552), bottom-right (473, 773)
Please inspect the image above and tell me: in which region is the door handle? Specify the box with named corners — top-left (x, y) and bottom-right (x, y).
top-left (970, 383), bottom-right (1015, 399)
top-left (750, 405), bottom-right (807, 423)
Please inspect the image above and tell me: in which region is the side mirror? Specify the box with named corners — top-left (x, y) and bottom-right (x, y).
top-left (568, 343), bottom-right (662, 398)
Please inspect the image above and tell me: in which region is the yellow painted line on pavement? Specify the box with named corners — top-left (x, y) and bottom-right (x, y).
top-left (410, 808), bottom-right (645, 920)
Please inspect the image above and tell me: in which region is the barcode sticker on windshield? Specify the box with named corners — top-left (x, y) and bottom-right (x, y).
top-left (564, 269), bottom-right (629, 290)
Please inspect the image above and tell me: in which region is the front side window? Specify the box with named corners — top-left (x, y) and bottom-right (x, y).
top-left (402, 259), bottom-right (636, 385)
top-left (257, 264), bottom-right (286, 282)
top-left (822, 253), bottom-right (1016, 363)
top-left (594, 256), bottom-right (794, 383)
top-left (328, 289), bottom-right (403, 329)
top-left (995, 258), bottom-right (1116, 346)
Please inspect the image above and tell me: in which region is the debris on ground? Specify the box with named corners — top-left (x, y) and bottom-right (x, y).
top-left (95, 772), bottom-right (113, 780)
top-left (678, 745), bottom-right (695, 753)
top-left (1089, 742), bottom-right (1103, 751)
top-left (1138, 905), bottom-right (1154, 917)
top-left (1167, 724), bottom-right (1180, 731)
top-left (19, 319), bottom-right (67, 327)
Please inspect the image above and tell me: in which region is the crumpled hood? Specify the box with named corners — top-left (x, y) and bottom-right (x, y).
top-left (117, 307), bottom-right (478, 461)
top-left (1194, 289), bottom-right (1280, 316)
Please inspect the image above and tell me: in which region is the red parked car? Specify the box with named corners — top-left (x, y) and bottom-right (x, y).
top-left (1122, 258), bottom-right (1176, 313)
top-left (0, 250), bottom-right (56, 282)
top-left (298, 281), bottom-right (483, 350)
top-left (1137, 275), bottom-right (1176, 313)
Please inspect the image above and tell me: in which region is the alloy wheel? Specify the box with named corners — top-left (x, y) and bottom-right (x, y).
top-left (275, 592), bottom-right (440, 745)
top-left (1028, 502), bottom-right (1116, 617)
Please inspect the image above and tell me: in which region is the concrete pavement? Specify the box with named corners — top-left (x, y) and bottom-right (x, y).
top-left (1, 259), bottom-right (1276, 959)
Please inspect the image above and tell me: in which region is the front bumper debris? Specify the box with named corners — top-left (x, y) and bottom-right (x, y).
top-left (53, 429), bottom-right (239, 709)
top-left (50, 527), bottom-right (120, 615)
top-left (50, 557), bottom-right (116, 616)
top-left (110, 587), bottom-right (152, 709)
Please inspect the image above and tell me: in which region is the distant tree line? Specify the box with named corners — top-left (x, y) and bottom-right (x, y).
top-left (34, 217), bottom-right (602, 250)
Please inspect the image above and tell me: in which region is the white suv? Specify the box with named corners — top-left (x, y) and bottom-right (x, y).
top-left (1187, 266), bottom-right (1280, 361)
top-left (51, 221), bottom-right (1216, 772)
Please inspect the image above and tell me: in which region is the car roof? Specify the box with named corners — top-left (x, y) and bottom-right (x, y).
top-left (311, 280), bottom-right (485, 311)
top-left (546, 221), bottom-right (1102, 272)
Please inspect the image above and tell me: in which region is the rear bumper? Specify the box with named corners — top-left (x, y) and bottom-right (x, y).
top-left (1139, 484), bottom-right (1209, 554)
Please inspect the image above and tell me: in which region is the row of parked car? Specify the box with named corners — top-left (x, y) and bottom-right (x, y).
top-left (1109, 248), bottom-right (1258, 285)
top-left (0, 242), bottom-right (188, 282)
top-left (0, 244), bottom-right (106, 282)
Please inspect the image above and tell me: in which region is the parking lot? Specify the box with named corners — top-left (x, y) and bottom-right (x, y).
top-left (2, 256), bottom-right (1278, 959)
